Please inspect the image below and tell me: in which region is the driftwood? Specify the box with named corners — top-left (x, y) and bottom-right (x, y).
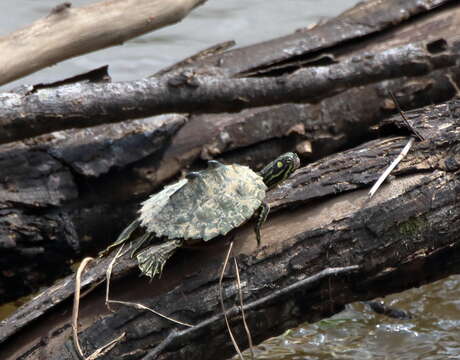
top-left (1, 0), bottom-right (460, 358)
top-left (1, 0), bottom-right (459, 144)
top-left (0, 39), bottom-right (458, 145)
top-left (1, 99), bottom-right (459, 359)
top-left (0, 0), bottom-right (460, 305)
top-left (0, 0), bottom-right (207, 86)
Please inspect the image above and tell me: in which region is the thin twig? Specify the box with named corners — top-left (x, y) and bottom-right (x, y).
top-left (72, 257), bottom-right (126, 360)
top-left (368, 137), bottom-right (415, 199)
top-left (72, 257), bottom-right (95, 360)
top-left (389, 91), bottom-right (424, 141)
top-left (141, 329), bottom-right (179, 360)
top-left (234, 258), bottom-right (254, 360)
top-left (84, 332), bottom-right (126, 360)
top-left (369, 92), bottom-right (421, 199)
top-left (104, 244), bottom-right (192, 327)
top-left (245, 266), bottom-right (359, 310)
top-left (219, 241), bottom-right (244, 360)
top-left (107, 300), bottom-right (193, 327)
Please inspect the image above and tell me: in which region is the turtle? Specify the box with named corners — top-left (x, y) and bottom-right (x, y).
top-left (102, 152), bottom-right (300, 278)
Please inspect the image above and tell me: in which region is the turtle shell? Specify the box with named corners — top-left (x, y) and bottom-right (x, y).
top-left (139, 163), bottom-right (267, 241)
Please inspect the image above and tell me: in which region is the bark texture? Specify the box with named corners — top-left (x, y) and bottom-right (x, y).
top-left (1, 0), bottom-right (460, 359)
top-left (1, 0), bottom-right (459, 144)
top-left (1, 100), bottom-right (459, 360)
top-left (0, 39), bottom-right (458, 145)
top-left (0, 0), bottom-right (459, 306)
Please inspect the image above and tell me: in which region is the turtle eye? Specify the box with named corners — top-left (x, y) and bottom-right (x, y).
top-left (276, 161), bottom-right (284, 168)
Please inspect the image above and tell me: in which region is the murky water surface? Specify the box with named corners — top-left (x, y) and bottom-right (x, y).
top-left (1, 1), bottom-right (459, 359)
top-left (237, 276), bottom-right (460, 359)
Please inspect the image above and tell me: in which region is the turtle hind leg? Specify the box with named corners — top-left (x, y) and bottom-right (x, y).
top-left (99, 219), bottom-right (141, 257)
top-left (129, 232), bottom-right (154, 258)
top-left (254, 202), bottom-right (270, 246)
top-left (136, 239), bottom-right (183, 279)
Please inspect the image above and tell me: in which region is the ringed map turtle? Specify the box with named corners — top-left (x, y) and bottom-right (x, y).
top-left (103, 152), bottom-right (300, 278)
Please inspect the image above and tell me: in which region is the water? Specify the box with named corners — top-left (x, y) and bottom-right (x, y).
top-left (2, 1), bottom-right (459, 359)
top-left (238, 276), bottom-right (460, 359)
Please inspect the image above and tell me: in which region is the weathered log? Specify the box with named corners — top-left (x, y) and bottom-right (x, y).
top-left (1, 99), bottom-right (459, 359)
top-left (0, 0), bottom-right (207, 86)
top-left (1, 0), bottom-right (460, 305)
top-left (0, 113), bottom-right (186, 304)
top-left (0, 0), bottom-right (459, 145)
top-left (0, 69), bottom-right (453, 306)
top-left (0, 38), bottom-right (458, 145)
top-left (194, 0), bottom-right (456, 77)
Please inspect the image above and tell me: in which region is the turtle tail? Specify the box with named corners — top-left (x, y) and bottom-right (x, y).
top-left (136, 239), bottom-right (183, 279)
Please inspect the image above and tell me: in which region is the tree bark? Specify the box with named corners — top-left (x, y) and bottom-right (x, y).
top-left (162, 0), bottom-right (455, 77)
top-left (0, 0), bottom-right (459, 145)
top-left (0, 38), bottom-right (458, 145)
top-left (1, 99), bottom-right (459, 359)
top-left (0, 0), bottom-right (207, 86)
top-left (1, 0), bottom-right (460, 357)
top-left (0, 0), bottom-right (460, 306)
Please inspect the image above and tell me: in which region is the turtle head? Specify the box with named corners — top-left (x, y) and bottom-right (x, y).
top-left (259, 152), bottom-right (300, 189)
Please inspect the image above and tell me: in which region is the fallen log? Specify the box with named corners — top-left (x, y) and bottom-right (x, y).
top-left (193, 0), bottom-right (457, 77)
top-left (0, 38), bottom-right (458, 145)
top-left (1, 0), bottom-right (459, 145)
top-left (1, 99), bottom-right (459, 359)
top-left (1, 0), bottom-right (460, 305)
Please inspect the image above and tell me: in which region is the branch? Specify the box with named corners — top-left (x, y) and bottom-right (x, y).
top-left (0, 38), bottom-right (458, 144)
top-left (0, 0), bottom-right (207, 86)
top-left (196, 0), bottom-right (455, 77)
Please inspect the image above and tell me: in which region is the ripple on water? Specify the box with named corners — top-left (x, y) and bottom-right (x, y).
top-left (235, 275), bottom-right (460, 359)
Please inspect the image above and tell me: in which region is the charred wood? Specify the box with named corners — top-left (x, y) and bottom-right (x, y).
top-left (0, 99), bottom-right (459, 359)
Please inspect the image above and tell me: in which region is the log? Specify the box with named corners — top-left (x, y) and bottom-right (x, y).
top-left (1, 0), bottom-right (460, 305)
top-left (193, 0), bottom-right (457, 77)
top-left (0, 0), bottom-right (459, 145)
top-left (1, 99), bottom-right (459, 359)
top-left (0, 38), bottom-right (458, 145)
top-left (0, 0), bottom-right (207, 86)
top-left (0, 112), bottom-right (186, 304)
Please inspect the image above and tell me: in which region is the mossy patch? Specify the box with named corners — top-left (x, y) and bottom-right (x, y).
top-left (398, 217), bottom-right (426, 237)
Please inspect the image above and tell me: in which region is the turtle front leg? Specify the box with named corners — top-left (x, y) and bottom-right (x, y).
top-left (255, 202), bottom-right (270, 246)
